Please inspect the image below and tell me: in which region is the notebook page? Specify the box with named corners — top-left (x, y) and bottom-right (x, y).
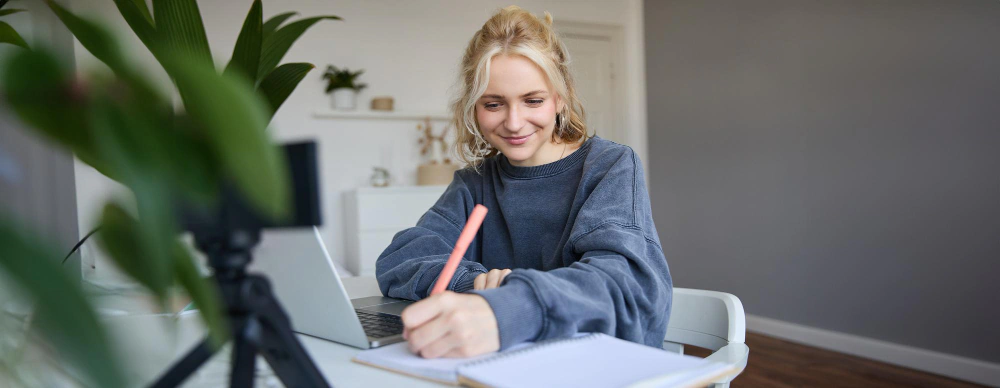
top-left (352, 341), bottom-right (534, 385)
top-left (457, 333), bottom-right (730, 388)
top-left (626, 361), bottom-right (736, 388)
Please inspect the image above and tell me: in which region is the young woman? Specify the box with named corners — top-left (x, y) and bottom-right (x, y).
top-left (376, 6), bottom-right (672, 359)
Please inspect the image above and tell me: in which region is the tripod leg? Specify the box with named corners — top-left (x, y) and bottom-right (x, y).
top-left (245, 276), bottom-right (331, 388)
top-left (230, 317), bottom-right (260, 388)
top-left (150, 339), bottom-right (217, 388)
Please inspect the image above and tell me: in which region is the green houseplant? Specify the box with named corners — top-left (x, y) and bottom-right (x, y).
top-left (0, 1), bottom-right (339, 386)
top-left (323, 65), bottom-right (366, 110)
top-left (0, 0), bottom-right (28, 49)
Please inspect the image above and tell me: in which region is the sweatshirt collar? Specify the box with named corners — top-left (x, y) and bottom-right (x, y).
top-left (498, 136), bottom-right (595, 179)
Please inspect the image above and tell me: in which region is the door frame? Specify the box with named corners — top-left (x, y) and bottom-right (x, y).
top-left (553, 21), bottom-right (628, 146)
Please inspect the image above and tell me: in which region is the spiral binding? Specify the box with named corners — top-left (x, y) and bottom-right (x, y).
top-left (460, 333), bottom-right (602, 369)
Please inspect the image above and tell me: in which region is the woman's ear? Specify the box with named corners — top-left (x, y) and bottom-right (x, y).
top-left (555, 94), bottom-right (566, 115)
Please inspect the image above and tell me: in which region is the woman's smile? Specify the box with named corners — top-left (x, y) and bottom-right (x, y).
top-left (500, 131), bottom-right (536, 145)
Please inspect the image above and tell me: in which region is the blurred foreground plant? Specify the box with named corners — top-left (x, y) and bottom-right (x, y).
top-left (0, 1), bottom-right (339, 386)
top-left (0, 0), bottom-right (28, 49)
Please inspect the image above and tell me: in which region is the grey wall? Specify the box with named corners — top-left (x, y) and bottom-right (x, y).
top-left (644, 0), bottom-right (1000, 363)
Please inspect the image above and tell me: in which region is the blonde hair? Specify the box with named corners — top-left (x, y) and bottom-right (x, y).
top-left (451, 5), bottom-right (589, 168)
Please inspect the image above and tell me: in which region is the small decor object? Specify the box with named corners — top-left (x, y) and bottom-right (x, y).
top-left (370, 167), bottom-right (391, 187)
top-left (418, 163), bottom-right (459, 186)
top-left (370, 96), bottom-right (394, 111)
top-left (416, 117), bottom-right (460, 186)
top-left (418, 117), bottom-right (450, 164)
top-left (323, 65), bottom-right (367, 110)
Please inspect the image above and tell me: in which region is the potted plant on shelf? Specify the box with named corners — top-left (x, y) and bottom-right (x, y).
top-left (323, 65), bottom-right (367, 110)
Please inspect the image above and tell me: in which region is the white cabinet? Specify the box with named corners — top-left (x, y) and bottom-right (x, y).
top-left (343, 186), bottom-right (447, 276)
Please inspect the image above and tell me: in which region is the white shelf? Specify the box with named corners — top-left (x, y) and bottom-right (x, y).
top-left (354, 185), bottom-right (449, 194)
top-left (312, 109), bottom-right (451, 121)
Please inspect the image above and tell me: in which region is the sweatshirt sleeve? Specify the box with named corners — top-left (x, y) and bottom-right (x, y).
top-left (473, 148), bottom-right (673, 349)
top-left (375, 172), bottom-right (488, 299)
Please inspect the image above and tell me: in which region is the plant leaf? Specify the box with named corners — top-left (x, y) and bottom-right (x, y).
top-left (0, 20), bottom-right (28, 48)
top-left (223, 0), bottom-right (262, 83)
top-left (0, 49), bottom-right (114, 176)
top-left (152, 0), bottom-right (212, 66)
top-left (0, 217), bottom-right (126, 388)
top-left (44, 1), bottom-right (188, 186)
top-left (129, 0), bottom-right (153, 25)
top-left (96, 202), bottom-right (172, 298)
top-left (162, 116), bottom-right (221, 203)
top-left (256, 15), bottom-right (340, 83)
top-left (0, 8), bottom-right (26, 17)
top-left (261, 11), bottom-right (296, 41)
top-left (45, 1), bottom-right (218, 200)
top-left (257, 62), bottom-right (313, 119)
top-left (173, 241), bottom-right (228, 348)
top-left (47, 0), bottom-right (166, 104)
top-left (161, 54), bottom-right (291, 220)
top-left (45, 0), bottom-right (128, 72)
top-left (88, 99), bottom-right (178, 304)
top-left (112, 0), bottom-right (157, 51)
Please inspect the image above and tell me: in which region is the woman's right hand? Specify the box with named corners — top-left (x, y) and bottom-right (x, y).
top-left (473, 269), bottom-right (512, 290)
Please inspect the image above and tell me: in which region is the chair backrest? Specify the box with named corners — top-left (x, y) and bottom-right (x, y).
top-left (664, 288), bottom-right (746, 351)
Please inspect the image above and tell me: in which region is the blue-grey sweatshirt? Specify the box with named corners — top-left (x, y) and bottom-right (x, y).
top-left (375, 136), bottom-right (672, 350)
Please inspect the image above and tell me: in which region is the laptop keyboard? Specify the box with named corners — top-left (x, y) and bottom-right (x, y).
top-left (356, 309), bottom-right (404, 339)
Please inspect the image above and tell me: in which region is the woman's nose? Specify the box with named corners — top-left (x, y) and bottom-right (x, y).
top-left (504, 105), bottom-right (525, 132)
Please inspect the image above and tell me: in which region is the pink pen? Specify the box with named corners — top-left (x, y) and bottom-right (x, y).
top-left (430, 204), bottom-right (488, 295)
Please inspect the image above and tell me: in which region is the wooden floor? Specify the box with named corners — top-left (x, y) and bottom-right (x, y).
top-left (683, 332), bottom-right (985, 387)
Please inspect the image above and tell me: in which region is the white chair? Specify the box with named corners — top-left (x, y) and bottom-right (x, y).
top-left (662, 288), bottom-right (750, 388)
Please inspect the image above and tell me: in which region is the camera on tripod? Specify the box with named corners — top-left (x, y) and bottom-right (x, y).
top-left (155, 141), bottom-right (332, 388)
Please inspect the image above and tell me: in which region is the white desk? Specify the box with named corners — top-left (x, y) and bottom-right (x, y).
top-left (102, 276), bottom-right (738, 387)
top-left (137, 276), bottom-right (441, 387)
top-left (180, 276), bottom-right (442, 387)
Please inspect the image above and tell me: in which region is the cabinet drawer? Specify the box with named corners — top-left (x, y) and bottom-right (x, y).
top-left (352, 231), bottom-right (400, 276)
top-left (344, 186), bottom-right (449, 276)
top-left (353, 187), bottom-right (446, 231)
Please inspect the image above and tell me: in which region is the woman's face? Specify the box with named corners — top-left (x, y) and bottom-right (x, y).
top-left (476, 54), bottom-right (565, 167)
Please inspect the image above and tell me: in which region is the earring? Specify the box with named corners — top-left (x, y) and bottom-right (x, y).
top-left (473, 132), bottom-right (493, 156)
top-left (476, 139), bottom-right (493, 155)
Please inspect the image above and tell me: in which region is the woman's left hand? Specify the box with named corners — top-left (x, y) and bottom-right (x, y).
top-left (401, 291), bottom-right (500, 358)
top-left (473, 268), bottom-right (512, 290)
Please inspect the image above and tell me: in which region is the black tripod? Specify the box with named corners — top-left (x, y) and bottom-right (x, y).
top-left (151, 229), bottom-right (330, 388)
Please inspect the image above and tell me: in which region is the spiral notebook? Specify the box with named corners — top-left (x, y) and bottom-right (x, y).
top-left (351, 333), bottom-right (736, 387)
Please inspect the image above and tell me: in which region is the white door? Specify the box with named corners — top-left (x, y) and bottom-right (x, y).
top-left (559, 30), bottom-right (621, 143)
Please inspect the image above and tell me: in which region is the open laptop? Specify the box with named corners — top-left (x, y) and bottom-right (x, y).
top-left (249, 226), bottom-right (413, 349)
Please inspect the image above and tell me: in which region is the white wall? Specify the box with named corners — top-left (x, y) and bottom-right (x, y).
top-left (70, 0), bottom-right (646, 280)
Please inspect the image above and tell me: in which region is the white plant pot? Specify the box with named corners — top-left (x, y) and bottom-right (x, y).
top-left (331, 89), bottom-right (357, 111)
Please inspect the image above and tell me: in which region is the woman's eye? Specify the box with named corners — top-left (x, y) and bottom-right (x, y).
top-left (484, 102), bottom-right (501, 109)
top-left (526, 99), bottom-right (544, 105)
